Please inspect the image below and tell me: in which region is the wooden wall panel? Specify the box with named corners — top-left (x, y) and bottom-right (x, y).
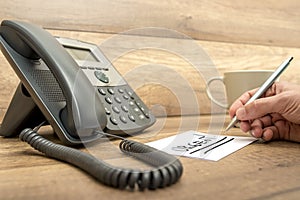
top-left (1, 0), bottom-right (300, 47)
top-left (1, 30), bottom-right (299, 116)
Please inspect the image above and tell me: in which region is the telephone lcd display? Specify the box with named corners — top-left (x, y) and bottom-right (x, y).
top-left (64, 46), bottom-right (98, 62)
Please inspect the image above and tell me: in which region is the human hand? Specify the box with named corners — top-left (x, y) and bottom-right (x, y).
top-left (229, 81), bottom-right (300, 142)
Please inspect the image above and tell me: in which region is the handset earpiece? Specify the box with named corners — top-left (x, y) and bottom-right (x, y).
top-left (0, 20), bottom-right (107, 139)
top-left (0, 25), bottom-right (40, 60)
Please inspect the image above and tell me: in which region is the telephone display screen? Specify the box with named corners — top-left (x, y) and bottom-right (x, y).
top-left (64, 46), bottom-right (98, 62)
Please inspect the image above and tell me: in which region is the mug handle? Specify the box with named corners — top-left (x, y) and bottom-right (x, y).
top-left (205, 77), bottom-right (228, 108)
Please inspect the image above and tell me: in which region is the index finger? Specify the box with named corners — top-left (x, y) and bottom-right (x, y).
top-left (229, 88), bottom-right (259, 118)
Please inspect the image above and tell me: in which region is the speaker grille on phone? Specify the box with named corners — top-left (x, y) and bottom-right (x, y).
top-left (30, 69), bottom-right (66, 102)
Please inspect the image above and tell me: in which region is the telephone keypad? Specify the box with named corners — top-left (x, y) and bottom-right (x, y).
top-left (97, 85), bottom-right (152, 133)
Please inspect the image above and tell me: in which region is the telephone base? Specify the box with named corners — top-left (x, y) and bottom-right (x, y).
top-left (0, 83), bottom-right (47, 137)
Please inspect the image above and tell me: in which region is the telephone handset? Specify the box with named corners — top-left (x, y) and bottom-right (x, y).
top-left (0, 20), bottom-right (155, 144)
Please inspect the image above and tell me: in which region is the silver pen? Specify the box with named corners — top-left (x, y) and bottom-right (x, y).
top-left (225, 56), bottom-right (293, 132)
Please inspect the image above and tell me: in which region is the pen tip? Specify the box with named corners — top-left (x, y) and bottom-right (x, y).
top-left (224, 126), bottom-right (230, 133)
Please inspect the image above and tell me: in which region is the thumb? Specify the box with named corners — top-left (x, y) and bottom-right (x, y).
top-left (236, 96), bottom-right (280, 120)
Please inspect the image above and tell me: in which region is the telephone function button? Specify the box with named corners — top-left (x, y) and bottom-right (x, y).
top-left (98, 88), bottom-right (106, 95)
top-left (128, 114), bottom-right (135, 122)
top-left (114, 96), bottom-right (122, 104)
top-left (133, 107), bottom-right (140, 113)
top-left (104, 107), bottom-right (111, 115)
top-left (126, 90), bottom-right (133, 96)
top-left (121, 105), bottom-right (128, 112)
top-left (144, 112), bottom-right (150, 118)
top-left (110, 117), bottom-right (118, 125)
top-left (120, 116), bottom-right (127, 123)
top-left (139, 114), bottom-right (145, 120)
top-left (112, 106), bottom-right (120, 114)
top-left (94, 71), bottom-right (109, 83)
top-left (123, 94), bottom-right (129, 100)
top-left (95, 67), bottom-right (109, 71)
top-left (80, 65), bottom-right (109, 71)
top-left (124, 89), bottom-right (134, 99)
top-left (105, 97), bottom-right (113, 104)
top-left (136, 101), bottom-right (150, 118)
top-left (107, 88), bottom-right (115, 95)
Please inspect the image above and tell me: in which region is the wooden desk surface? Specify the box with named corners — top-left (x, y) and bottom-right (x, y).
top-left (0, 115), bottom-right (300, 200)
top-left (0, 30), bottom-right (300, 199)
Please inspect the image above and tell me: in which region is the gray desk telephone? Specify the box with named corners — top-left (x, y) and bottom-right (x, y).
top-left (0, 20), bottom-right (182, 190)
top-left (0, 20), bottom-right (155, 144)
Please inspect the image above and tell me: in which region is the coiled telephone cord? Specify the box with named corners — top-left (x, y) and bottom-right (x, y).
top-left (19, 128), bottom-right (183, 190)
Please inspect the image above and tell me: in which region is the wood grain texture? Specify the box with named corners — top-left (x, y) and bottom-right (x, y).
top-left (1, 29), bottom-right (299, 116)
top-left (0, 115), bottom-right (300, 199)
top-left (1, 0), bottom-right (300, 47)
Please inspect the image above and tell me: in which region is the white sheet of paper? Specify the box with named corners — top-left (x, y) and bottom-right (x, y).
top-left (147, 130), bottom-right (257, 161)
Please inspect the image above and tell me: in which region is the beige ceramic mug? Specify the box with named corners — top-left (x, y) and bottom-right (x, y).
top-left (206, 70), bottom-right (274, 108)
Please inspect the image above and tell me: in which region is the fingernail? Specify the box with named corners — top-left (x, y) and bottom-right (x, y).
top-left (257, 138), bottom-right (266, 143)
top-left (249, 130), bottom-right (255, 137)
